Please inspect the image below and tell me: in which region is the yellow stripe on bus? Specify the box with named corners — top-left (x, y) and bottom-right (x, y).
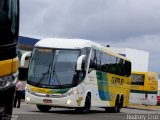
top-left (0, 57), bottom-right (18, 76)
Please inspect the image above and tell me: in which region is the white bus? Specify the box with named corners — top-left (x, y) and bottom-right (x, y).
top-left (22, 38), bottom-right (131, 113)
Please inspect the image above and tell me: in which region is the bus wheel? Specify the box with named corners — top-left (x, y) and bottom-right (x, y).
top-left (105, 107), bottom-right (113, 113)
top-left (75, 94), bottom-right (91, 113)
top-left (105, 97), bottom-right (120, 113)
top-left (36, 105), bottom-right (52, 112)
top-left (0, 103), bottom-right (13, 119)
top-left (119, 96), bottom-right (124, 109)
top-left (113, 97), bottom-right (120, 113)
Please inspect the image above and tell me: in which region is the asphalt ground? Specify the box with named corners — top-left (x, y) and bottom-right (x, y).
top-left (7, 101), bottom-right (160, 120)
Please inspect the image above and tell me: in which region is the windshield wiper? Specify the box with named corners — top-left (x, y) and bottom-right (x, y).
top-left (37, 64), bottom-right (51, 85)
top-left (50, 61), bottom-right (62, 87)
top-left (41, 71), bottom-right (49, 76)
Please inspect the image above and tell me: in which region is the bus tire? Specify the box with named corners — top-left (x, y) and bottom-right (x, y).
top-left (105, 107), bottom-right (114, 113)
top-left (0, 102), bottom-right (13, 119)
top-left (36, 105), bottom-right (52, 112)
top-left (75, 94), bottom-right (91, 113)
top-left (113, 96), bottom-right (120, 113)
top-left (119, 96), bottom-right (124, 108)
top-left (105, 96), bottom-right (120, 113)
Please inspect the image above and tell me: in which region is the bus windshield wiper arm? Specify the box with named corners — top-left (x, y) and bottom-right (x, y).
top-left (41, 71), bottom-right (49, 76)
top-left (51, 62), bottom-right (62, 87)
top-left (37, 65), bottom-right (51, 85)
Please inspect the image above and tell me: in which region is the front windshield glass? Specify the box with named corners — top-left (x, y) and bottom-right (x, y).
top-left (28, 48), bottom-right (80, 88)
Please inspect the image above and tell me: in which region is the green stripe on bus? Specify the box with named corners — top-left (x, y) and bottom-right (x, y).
top-left (96, 71), bottom-right (110, 101)
top-left (130, 90), bottom-right (157, 94)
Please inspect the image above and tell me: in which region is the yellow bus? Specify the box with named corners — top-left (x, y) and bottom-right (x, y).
top-left (22, 38), bottom-right (131, 113)
top-left (130, 72), bottom-right (158, 105)
top-left (0, 0), bottom-right (19, 118)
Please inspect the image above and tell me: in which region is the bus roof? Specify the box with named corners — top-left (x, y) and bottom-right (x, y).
top-left (35, 38), bottom-right (130, 61)
top-left (36, 38), bottom-right (95, 49)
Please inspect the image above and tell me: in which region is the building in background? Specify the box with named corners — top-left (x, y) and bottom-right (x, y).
top-left (18, 36), bottom-right (39, 51)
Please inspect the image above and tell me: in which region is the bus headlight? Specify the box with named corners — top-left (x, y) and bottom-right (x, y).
top-left (25, 84), bottom-right (32, 93)
top-left (26, 97), bottom-right (31, 102)
top-left (0, 73), bottom-right (18, 89)
top-left (63, 89), bottom-right (79, 96)
top-left (66, 99), bottom-right (72, 104)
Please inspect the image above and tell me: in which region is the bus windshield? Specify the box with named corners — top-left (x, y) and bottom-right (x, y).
top-left (28, 48), bottom-right (80, 89)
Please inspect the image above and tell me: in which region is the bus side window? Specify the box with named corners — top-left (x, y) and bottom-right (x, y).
top-left (125, 61), bottom-right (131, 77)
top-left (116, 58), bottom-right (124, 76)
top-left (96, 50), bottom-right (101, 71)
top-left (89, 49), bottom-right (97, 71)
top-left (101, 53), bottom-right (113, 73)
top-left (81, 47), bottom-right (90, 71)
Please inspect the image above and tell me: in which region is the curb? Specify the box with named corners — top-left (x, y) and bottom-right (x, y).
top-left (127, 104), bottom-right (160, 111)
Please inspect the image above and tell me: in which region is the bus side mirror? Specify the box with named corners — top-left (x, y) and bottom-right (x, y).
top-left (76, 55), bottom-right (86, 71)
top-left (20, 52), bottom-right (31, 67)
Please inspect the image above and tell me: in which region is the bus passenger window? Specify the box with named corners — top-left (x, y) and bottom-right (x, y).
top-left (89, 49), bottom-right (97, 71)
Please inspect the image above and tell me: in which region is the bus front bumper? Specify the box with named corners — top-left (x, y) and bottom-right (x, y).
top-left (25, 91), bottom-right (83, 108)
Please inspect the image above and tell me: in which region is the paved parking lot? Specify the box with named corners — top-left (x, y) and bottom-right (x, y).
top-left (11, 102), bottom-right (160, 120)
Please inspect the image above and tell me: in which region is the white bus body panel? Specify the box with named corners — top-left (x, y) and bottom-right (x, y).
top-left (25, 70), bottom-right (110, 108)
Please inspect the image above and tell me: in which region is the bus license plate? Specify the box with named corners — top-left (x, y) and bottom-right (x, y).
top-left (43, 99), bottom-right (52, 103)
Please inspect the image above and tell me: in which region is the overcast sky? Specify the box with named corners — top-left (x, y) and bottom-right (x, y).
top-left (20, 0), bottom-right (160, 73)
